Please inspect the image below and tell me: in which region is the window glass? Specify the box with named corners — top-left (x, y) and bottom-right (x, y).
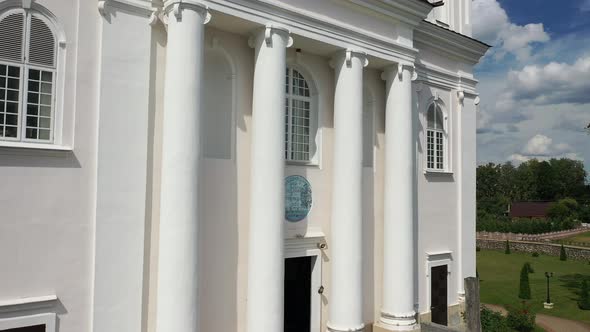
top-left (285, 68), bottom-right (313, 162)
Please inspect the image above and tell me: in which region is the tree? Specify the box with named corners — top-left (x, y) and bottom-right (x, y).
top-left (505, 240), bottom-right (511, 254)
top-left (560, 244), bottom-right (567, 261)
top-left (519, 264), bottom-right (532, 299)
top-left (579, 280), bottom-right (590, 310)
top-left (524, 262), bottom-right (534, 273)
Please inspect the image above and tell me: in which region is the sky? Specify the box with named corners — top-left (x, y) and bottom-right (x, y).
top-left (472, 0), bottom-right (590, 170)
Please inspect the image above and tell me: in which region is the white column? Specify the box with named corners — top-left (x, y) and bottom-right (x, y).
top-left (379, 64), bottom-right (418, 331)
top-left (327, 49), bottom-right (368, 332)
top-left (155, 1), bottom-right (210, 331)
top-left (246, 24), bottom-right (292, 332)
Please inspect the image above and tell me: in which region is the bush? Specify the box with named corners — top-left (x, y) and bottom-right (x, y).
top-left (480, 306), bottom-right (510, 332)
top-left (476, 246), bottom-right (481, 252)
top-left (578, 280), bottom-right (590, 310)
top-left (532, 252), bottom-right (540, 257)
top-left (506, 302), bottom-right (536, 332)
top-left (560, 244), bottom-right (567, 261)
top-left (524, 262), bottom-right (534, 273)
top-left (505, 240), bottom-right (511, 254)
top-left (519, 264), bottom-right (532, 299)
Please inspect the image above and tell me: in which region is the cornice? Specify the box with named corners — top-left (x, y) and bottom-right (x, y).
top-left (415, 63), bottom-right (479, 95)
top-left (202, 0), bottom-right (418, 64)
top-left (346, 0), bottom-right (433, 27)
top-left (414, 20), bottom-right (490, 65)
top-left (98, 0), bottom-right (161, 17)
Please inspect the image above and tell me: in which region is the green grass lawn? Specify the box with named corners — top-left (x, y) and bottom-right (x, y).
top-left (477, 249), bottom-right (590, 323)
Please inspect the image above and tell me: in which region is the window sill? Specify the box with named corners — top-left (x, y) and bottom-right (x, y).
top-left (286, 160), bottom-right (320, 167)
top-left (424, 169), bottom-right (453, 176)
top-left (0, 141), bottom-right (73, 152)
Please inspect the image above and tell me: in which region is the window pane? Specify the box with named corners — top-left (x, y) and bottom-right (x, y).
top-left (41, 71), bottom-right (52, 82)
top-left (6, 114), bottom-right (17, 125)
top-left (0, 77), bottom-right (5, 88)
top-left (39, 129), bottom-right (50, 140)
top-left (29, 69), bottom-right (40, 80)
top-left (28, 80), bottom-right (39, 92)
top-left (7, 66), bottom-right (19, 77)
top-left (39, 117), bottom-right (50, 129)
top-left (26, 127), bottom-right (37, 139)
top-left (5, 126), bottom-right (17, 137)
top-left (6, 102), bottom-right (18, 113)
top-left (435, 106), bottom-right (444, 130)
top-left (7, 89), bottom-right (19, 101)
top-left (427, 104), bottom-right (435, 128)
top-left (40, 105), bottom-right (50, 117)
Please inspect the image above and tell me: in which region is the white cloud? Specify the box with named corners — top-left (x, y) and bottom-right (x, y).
top-left (508, 134), bottom-right (583, 164)
top-left (505, 56), bottom-right (590, 105)
top-left (523, 134), bottom-right (553, 155)
top-left (581, 0), bottom-right (590, 12)
top-left (472, 0), bottom-right (549, 61)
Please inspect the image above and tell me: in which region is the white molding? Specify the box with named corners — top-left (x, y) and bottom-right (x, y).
top-left (0, 141), bottom-right (73, 151)
top-left (425, 252), bottom-right (453, 314)
top-left (0, 313), bottom-right (56, 332)
top-left (284, 234), bottom-right (325, 332)
top-left (202, 0), bottom-right (418, 64)
top-left (415, 64), bottom-right (479, 93)
top-left (0, 295), bottom-right (58, 313)
top-left (414, 20), bottom-right (489, 65)
top-left (346, 0), bottom-right (433, 27)
top-left (98, 0), bottom-right (160, 17)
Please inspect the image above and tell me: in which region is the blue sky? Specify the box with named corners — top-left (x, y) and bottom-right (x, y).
top-left (472, 0), bottom-right (590, 171)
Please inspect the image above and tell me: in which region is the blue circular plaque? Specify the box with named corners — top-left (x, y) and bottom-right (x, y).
top-left (285, 175), bottom-right (312, 222)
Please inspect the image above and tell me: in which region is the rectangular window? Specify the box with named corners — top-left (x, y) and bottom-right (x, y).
top-left (436, 131), bottom-right (444, 169)
top-left (427, 130), bottom-right (434, 169)
top-left (0, 64), bottom-right (21, 139)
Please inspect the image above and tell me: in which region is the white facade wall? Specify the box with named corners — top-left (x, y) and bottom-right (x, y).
top-left (0, 0), bottom-right (487, 331)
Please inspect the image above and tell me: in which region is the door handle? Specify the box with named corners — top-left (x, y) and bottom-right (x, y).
top-left (318, 286), bottom-right (324, 294)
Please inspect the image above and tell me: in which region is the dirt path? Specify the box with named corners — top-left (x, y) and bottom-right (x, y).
top-left (483, 303), bottom-right (590, 332)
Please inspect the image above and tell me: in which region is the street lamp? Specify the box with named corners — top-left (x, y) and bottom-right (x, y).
top-left (544, 272), bottom-right (554, 309)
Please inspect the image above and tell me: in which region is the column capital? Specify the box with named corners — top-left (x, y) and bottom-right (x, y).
top-left (163, 0), bottom-right (211, 23)
top-left (380, 62), bottom-right (417, 82)
top-left (329, 49), bottom-right (369, 68)
top-left (248, 23), bottom-right (294, 49)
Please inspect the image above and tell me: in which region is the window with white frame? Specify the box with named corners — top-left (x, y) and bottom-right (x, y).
top-left (426, 102), bottom-right (446, 171)
top-left (0, 7), bottom-right (57, 143)
top-left (285, 67), bottom-right (313, 162)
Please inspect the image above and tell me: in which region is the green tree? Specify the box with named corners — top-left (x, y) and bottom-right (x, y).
top-left (578, 280), bottom-right (590, 310)
top-left (560, 244), bottom-right (567, 261)
top-left (505, 240), bottom-right (511, 254)
top-left (518, 264), bottom-right (532, 299)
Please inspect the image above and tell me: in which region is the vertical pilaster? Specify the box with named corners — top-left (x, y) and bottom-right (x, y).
top-left (155, 1), bottom-right (210, 331)
top-left (327, 49), bottom-right (368, 332)
top-left (379, 63), bottom-right (418, 331)
top-left (246, 23), bottom-right (292, 332)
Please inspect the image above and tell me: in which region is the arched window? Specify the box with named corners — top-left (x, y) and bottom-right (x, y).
top-left (0, 7), bottom-right (57, 142)
top-left (426, 101), bottom-right (446, 170)
top-left (284, 67), bottom-right (313, 162)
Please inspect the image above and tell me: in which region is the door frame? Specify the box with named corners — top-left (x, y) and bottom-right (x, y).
top-left (285, 235), bottom-right (324, 332)
top-left (425, 251), bottom-right (453, 321)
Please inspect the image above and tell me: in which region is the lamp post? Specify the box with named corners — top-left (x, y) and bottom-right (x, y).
top-left (544, 272), bottom-right (554, 309)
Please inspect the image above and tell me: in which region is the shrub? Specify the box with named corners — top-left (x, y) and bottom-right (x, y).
top-left (519, 264), bottom-right (532, 299)
top-left (578, 280), bottom-right (590, 310)
top-left (532, 252), bottom-right (540, 257)
top-left (560, 244), bottom-right (567, 261)
top-left (480, 306), bottom-right (510, 332)
top-left (505, 240), bottom-right (511, 254)
top-left (476, 246), bottom-right (481, 252)
top-left (524, 262), bottom-right (534, 273)
top-left (506, 302), bottom-right (536, 332)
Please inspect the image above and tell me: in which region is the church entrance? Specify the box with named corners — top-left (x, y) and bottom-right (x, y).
top-left (284, 256), bottom-right (312, 332)
top-left (430, 264), bottom-right (448, 326)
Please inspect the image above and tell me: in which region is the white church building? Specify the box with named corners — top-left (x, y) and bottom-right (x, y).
top-left (0, 0), bottom-right (488, 331)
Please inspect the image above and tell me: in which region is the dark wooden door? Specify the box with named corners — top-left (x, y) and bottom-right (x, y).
top-left (431, 265), bottom-right (448, 326)
top-left (284, 256), bottom-right (312, 332)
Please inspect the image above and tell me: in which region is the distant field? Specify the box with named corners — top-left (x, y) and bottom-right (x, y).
top-left (477, 250), bottom-right (590, 323)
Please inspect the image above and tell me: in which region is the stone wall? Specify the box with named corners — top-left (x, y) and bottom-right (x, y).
top-left (477, 239), bottom-right (590, 261)
top-left (477, 227), bottom-right (589, 242)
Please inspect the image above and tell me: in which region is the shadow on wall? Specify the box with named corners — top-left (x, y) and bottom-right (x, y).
top-left (0, 149), bottom-right (81, 168)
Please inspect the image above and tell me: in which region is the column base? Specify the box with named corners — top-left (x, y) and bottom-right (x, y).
top-left (326, 322), bottom-right (365, 332)
top-left (374, 321), bottom-right (420, 332)
top-left (377, 311), bottom-right (419, 331)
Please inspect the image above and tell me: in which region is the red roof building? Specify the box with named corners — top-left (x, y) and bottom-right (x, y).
top-left (509, 201), bottom-right (554, 219)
